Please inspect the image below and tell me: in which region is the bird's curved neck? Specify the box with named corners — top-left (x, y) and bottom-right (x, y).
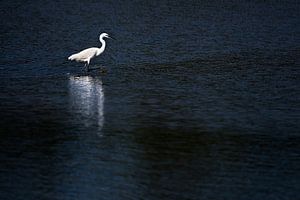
top-left (97, 37), bottom-right (106, 56)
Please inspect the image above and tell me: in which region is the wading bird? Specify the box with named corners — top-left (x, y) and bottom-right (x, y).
top-left (68, 33), bottom-right (111, 72)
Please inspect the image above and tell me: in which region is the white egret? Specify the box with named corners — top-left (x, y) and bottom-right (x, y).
top-left (68, 33), bottom-right (111, 72)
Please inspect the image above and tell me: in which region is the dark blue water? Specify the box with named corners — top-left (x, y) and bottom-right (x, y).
top-left (1, 0), bottom-right (299, 199)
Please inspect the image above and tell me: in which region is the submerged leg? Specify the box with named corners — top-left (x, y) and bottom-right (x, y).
top-left (83, 62), bottom-right (90, 72)
top-left (86, 59), bottom-right (90, 72)
top-left (83, 63), bottom-right (87, 72)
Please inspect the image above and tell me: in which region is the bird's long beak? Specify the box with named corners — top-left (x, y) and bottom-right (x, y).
top-left (108, 36), bottom-right (115, 40)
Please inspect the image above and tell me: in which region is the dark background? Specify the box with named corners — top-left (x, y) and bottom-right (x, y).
top-left (0, 0), bottom-right (299, 199)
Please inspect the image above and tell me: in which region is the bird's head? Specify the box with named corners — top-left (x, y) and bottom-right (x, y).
top-left (100, 33), bottom-right (111, 39)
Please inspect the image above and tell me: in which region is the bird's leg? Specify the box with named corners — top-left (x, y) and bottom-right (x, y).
top-left (84, 62), bottom-right (90, 72)
top-left (83, 63), bottom-right (87, 72)
top-left (86, 63), bottom-right (90, 72)
top-left (86, 60), bottom-right (90, 72)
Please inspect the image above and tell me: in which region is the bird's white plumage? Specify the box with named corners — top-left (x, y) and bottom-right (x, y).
top-left (69, 48), bottom-right (98, 62)
top-left (68, 33), bottom-right (110, 71)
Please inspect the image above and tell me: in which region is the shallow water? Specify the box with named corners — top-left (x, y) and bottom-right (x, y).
top-left (0, 0), bottom-right (299, 199)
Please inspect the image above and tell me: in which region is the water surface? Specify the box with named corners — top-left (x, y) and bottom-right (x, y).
top-left (0, 0), bottom-right (299, 199)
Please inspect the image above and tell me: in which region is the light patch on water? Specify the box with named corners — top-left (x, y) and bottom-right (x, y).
top-left (69, 75), bottom-right (104, 133)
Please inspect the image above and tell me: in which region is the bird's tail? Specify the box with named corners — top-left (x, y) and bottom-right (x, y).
top-left (68, 54), bottom-right (76, 61)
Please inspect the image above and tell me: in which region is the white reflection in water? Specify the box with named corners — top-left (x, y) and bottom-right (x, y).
top-left (69, 75), bottom-right (104, 132)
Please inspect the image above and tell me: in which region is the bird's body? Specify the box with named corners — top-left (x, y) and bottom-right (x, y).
top-left (68, 47), bottom-right (100, 63)
top-left (68, 33), bottom-right (110, 71)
